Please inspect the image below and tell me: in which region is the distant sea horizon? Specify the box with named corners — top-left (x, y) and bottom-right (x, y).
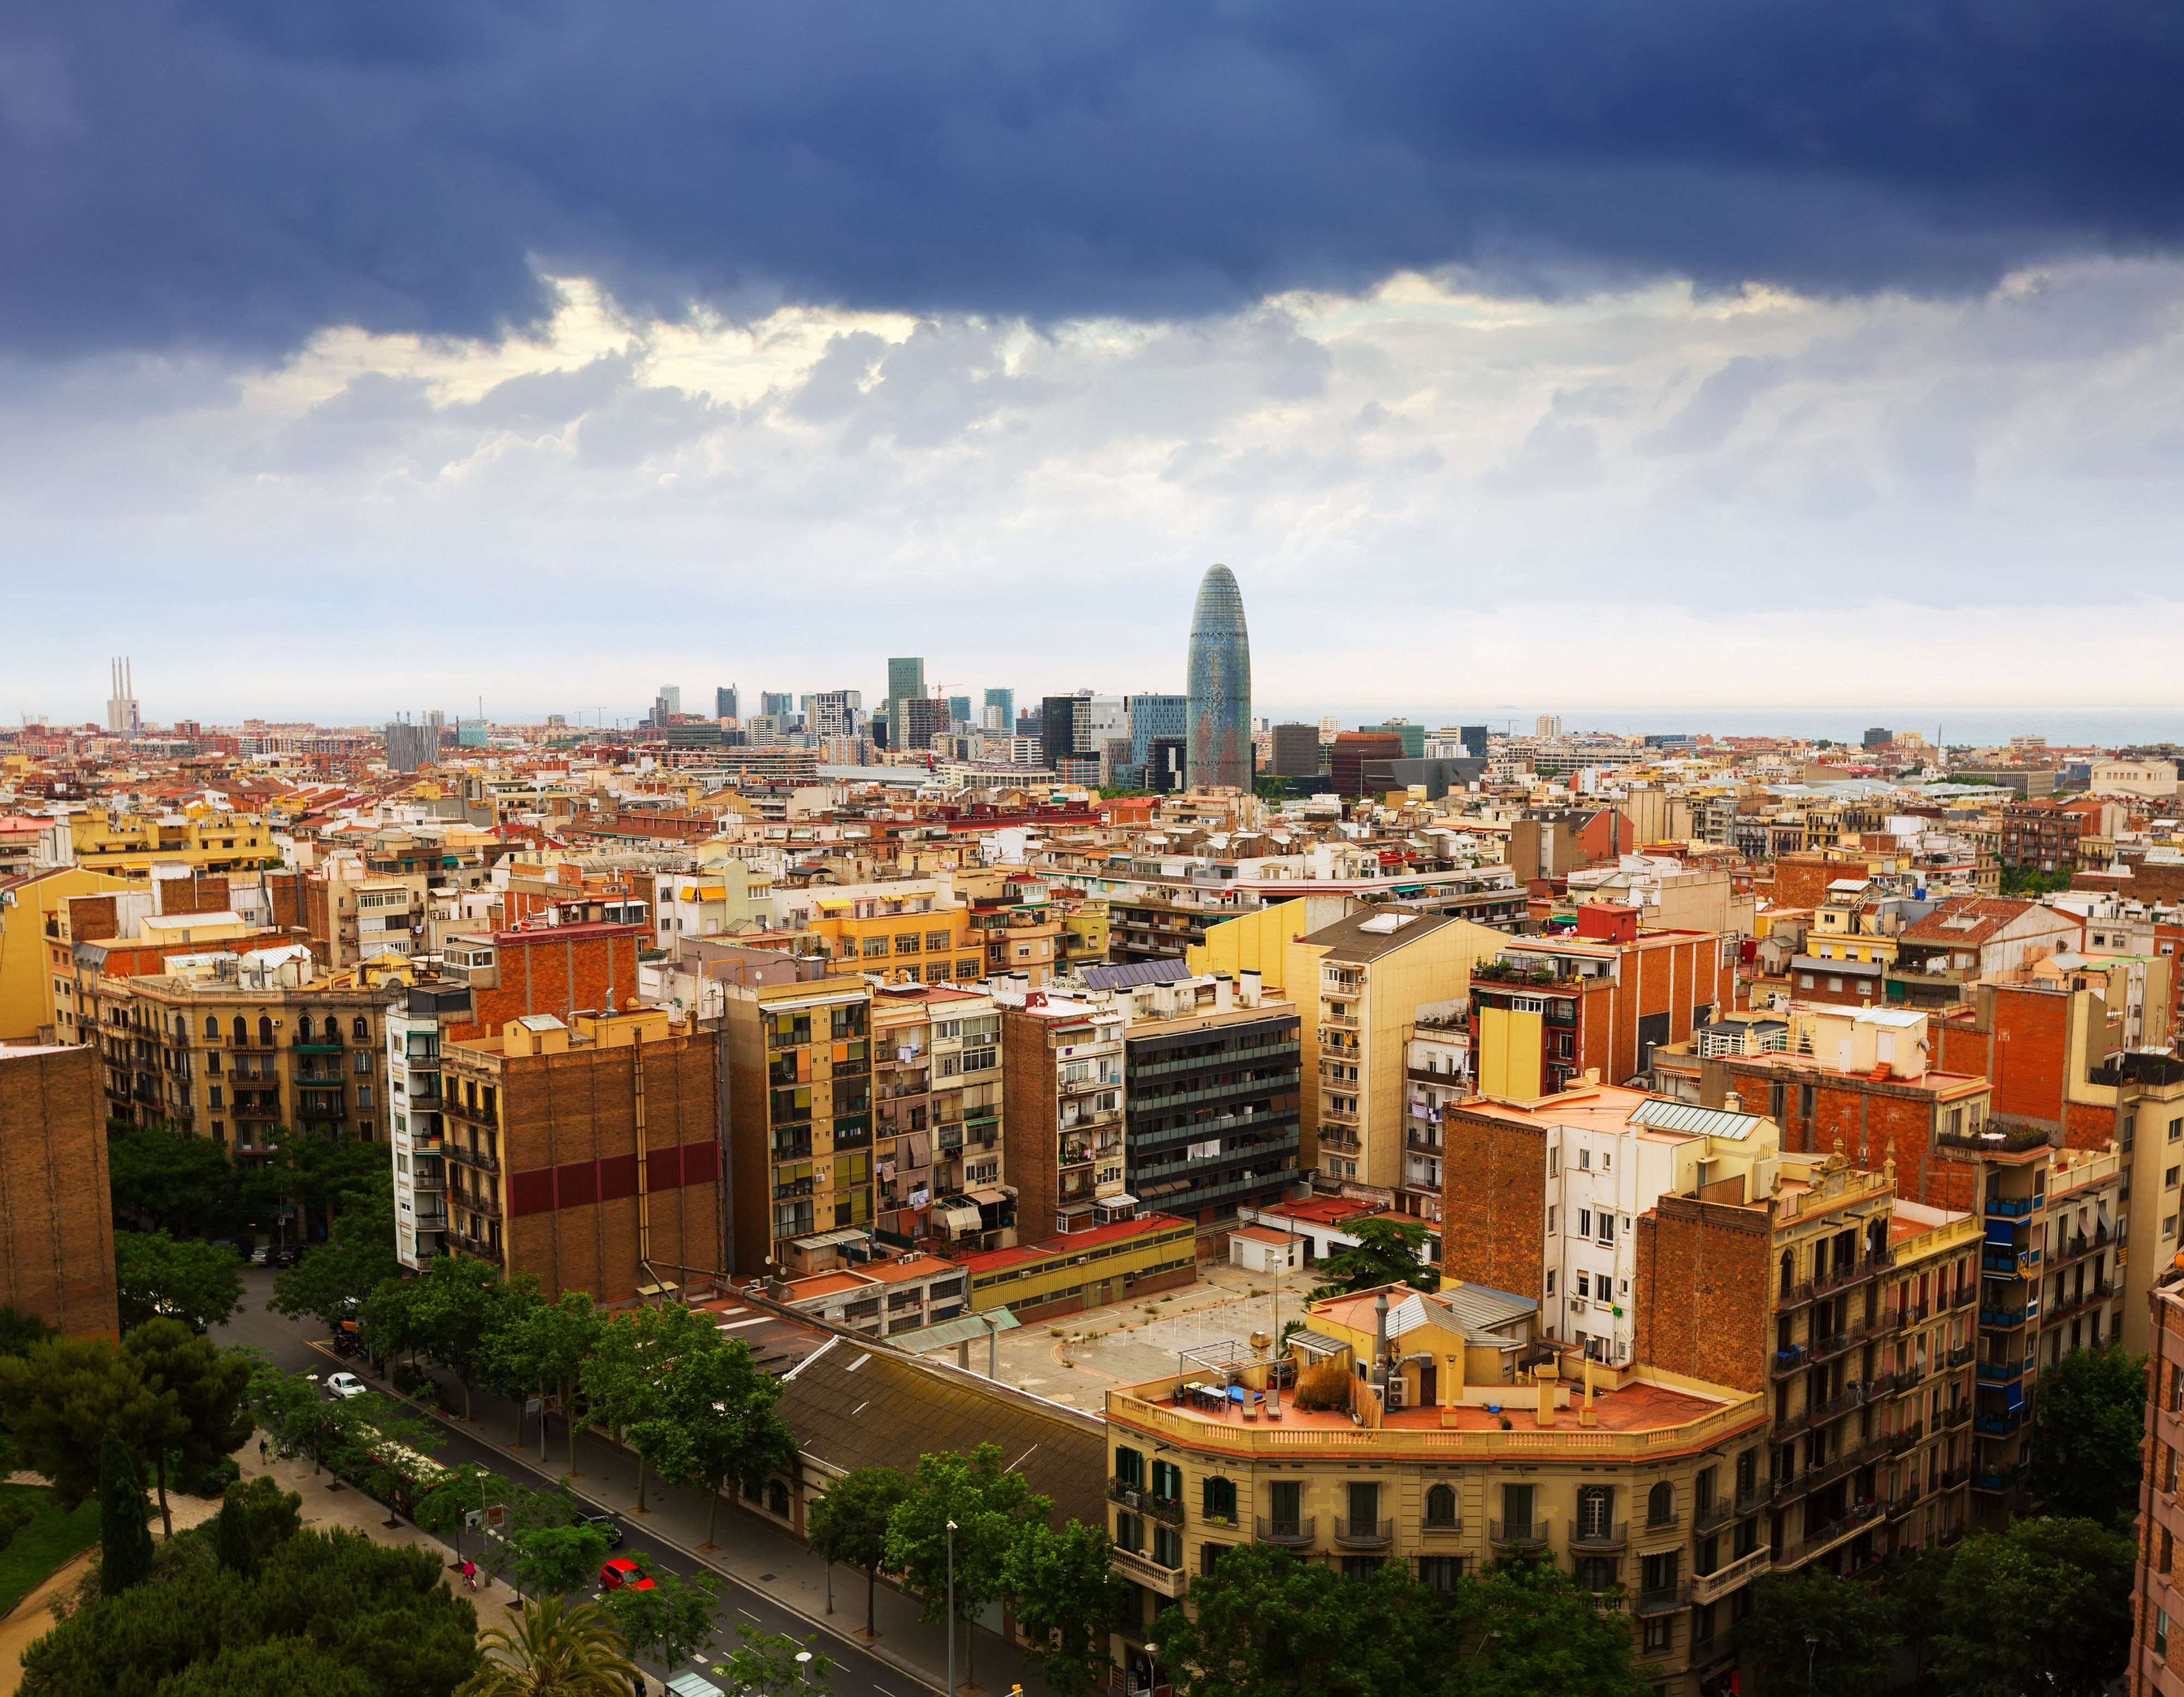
top-left (1259, 706), bottom-right (2184, 749)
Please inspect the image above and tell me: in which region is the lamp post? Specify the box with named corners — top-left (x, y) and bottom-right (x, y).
top-left (1144, 1639), bottom-right (1159, 1696)
top-left (946, 1518), bottom-right (958, 1697)
top-left (1806, 1632), bottom-right (1820, 1693)
top-left (794, 1649), bottom-right (813, 1688)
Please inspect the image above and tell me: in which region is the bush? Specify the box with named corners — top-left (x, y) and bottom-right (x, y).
top-left (1291, 1361), bottom-right (1351, 1412)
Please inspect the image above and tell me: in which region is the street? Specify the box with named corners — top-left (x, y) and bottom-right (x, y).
top-left (214, 1273), bottom-right (1015, 1697)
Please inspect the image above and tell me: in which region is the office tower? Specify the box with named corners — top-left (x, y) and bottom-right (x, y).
top-left (1040, 695), bottom-right (1090, 773)
top-left (1459, 725), bottom-right (1488, 759)
top-left (104, 658), bottom-right (140, 736)
top-left (808, 690), bottom-right (861, 738)
top-left (1361, 721), bottom-right (1426, 759)
top-left (760, 691), bottom-right (793, 718)
top-left (887, 658), bottom-right (925, 749)
top-left (658, 685), bottom-right (682, 718)
top-left (1319, 716), bottom-right (1340, 742)
top-left (1127, 695), bottom-right (1188, 782)
top-left (1185, 563), bottom-right (1252, 790)
top-left (1864, 727), bottom-right (1892, 749)
top-left (947, 695), bottom-right (973, 728)
top-left (1271, 723), bottom-right (1321, 779)
top-left (385, 715), bottom-right (437, 773)
top-left (717, 685), bottom-right (739, 720)
top-left (1086, 696), bottom-right (1130, 748)
top-left (456, 719), bottom-right (488, 749)
top-left (898, 696), bottom-right (948, 752)
top-left (983, 687), bottom-right (1014, 731)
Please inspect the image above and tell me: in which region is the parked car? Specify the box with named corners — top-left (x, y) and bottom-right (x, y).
top-left (599, 1557), bottom-right (654, 1593)
top-left (575, 1510), bottom-right (624, 1549)
top-left (323, 1372), bottom-right (368, 1401)
top-left (247, 1245), bottom-right (271, 1265)
top-left (271, 1247), bottom-right (302, 1268)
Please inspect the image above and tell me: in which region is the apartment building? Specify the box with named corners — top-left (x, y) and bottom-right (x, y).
top-left (1883, 896), bottom-right (2082, 1011)
top-left (439, 1006), bottom-right (722, 1301)
top-left (799, 878), bottom-right (979, 986)
top-left (1471, 907), bottom-right (1738, 1099)
top-left (0, 864), bottom-right (129, 1040)
top-left (723, 977), bottom-right (877, 1274)
top-left (1000, 990), bottom-right (1127, 1240)
top-left (0, 1044), bottom-right (121, 1338)
top-left (66, 810), bottom-right (276, 877)
top-left (2129, 1272), bottom-right (2184, 1697)
top-left (1103, 1283), bottom-right (1768, 1697)
top-left (1302, 907), bottom-right (1493, 1198)
top-left (632, 861), bottom-right (776, 954)
top-left (957, 869), bottom-right (1063, 986)
top-left (868, 982), bottom-right (1008, 1249)
top-left (387, 983), bottom-right (470, 1268)
top-left (1398, 1013), bottom-right (1468, 1221)
top-left (436, 921), bottom-right (648, 1042)
top-left (1999, 798), bottom-right (2087, 872)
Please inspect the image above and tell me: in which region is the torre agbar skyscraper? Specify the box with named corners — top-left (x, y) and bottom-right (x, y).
top-left (1185, 563), bottom-right (1252, 790)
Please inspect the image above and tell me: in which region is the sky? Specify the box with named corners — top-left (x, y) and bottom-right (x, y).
top-left (7, 1), bottom-right (2184, 728)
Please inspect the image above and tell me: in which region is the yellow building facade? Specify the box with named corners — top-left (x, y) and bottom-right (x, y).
top-left (0, 867), bottom-right (129, 1039)
top-left (67, 810), bottom-right (276, 877)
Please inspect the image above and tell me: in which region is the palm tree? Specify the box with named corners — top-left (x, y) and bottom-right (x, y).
top-left (459, 1594), bottom-right (643, 1696)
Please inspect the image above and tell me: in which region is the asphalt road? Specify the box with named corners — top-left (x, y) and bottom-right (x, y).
top-left (215, 1274), bottom-right (955, 1697)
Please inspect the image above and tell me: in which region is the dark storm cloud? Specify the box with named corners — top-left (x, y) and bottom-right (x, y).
top-left (3, 0), bottom-right (2181, 358)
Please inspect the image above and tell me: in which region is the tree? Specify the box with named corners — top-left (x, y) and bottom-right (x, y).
top-left (0, 1333), bottom-right (163, 1509)
top-left (121, 1319), bottom-right (253, 1535)
top-left (1006, 1518), bottom-right (1128, 1697)
top-left (600, 1560), bottom-right (721, 1675)
top-left (807, 1466), bottom-right (911, 1637)
top-left (886, 1441), bottom-right (1052, 1689)
top-left (391, 1253), bottom-right (510, 1422)
top-left (97, 1430), bottom-right (155, 1597)
top-left (1307, 1219), bottom-right (1436, 1299)
top-left (631, 1321), bottom-right (799, 1547)
top-left (214, 1490), bottom-right (258, 1578)
top-left (459, 1593), bottom-right (639, 1697)
top-left (1930, 1516), bottom-right (2134, 1697)
top-left (267, 1175), bottom-right (402, 1337)
top-left (485, 1284), bottom-right (597, 1468)
top-left (21, 1524), bottom-right (480, 1697)
top-left (508, 1519), bottom-right (614, 1602)
top-left (1734, 1568), bottom-right (1901, 1697)
top-left (2030, 1343), bottom-right (2146, 1526)
top-left (710, 1623), bottom-right (836, 1695)
top-left (0, 1306), bottom-right (56, 1358)
top-left (580, 1304), bottom-right (690, 1515)
top-left (1150, 1544), bottom-right (1434, 1697)
top-left (114, 1230), bottom-right (245, 1335)
top-left (1457, 1556), bottom-right (1649, 1697)
top-left (105, 1123), bottom-right (250, 1240)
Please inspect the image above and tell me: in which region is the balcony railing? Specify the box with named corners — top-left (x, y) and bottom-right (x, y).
top-left (446, 1144), bottom-right (501, 1173)
top-left (460, 1190), bottom-right (503, 1219)
top-left (1333, 1518), bottom-right (1394, 1550)
top-left (1690, 1545), bottom-right (1771, 1605)
top-left (1568, 1520), bottom-right (1628, 1552)
top-left (1691, 1500), bottom-right (1728, 1535)
top-left (1634, 1581), bottom-right (1691, 1616)
top-left (1108, 1481), bottom-right (1184, 1527)
top-left (1488, 1520), bottom-right (1549, 1551)
top-left (1256, 1517), bottom-right (1315, 1546)
top-left (1976, 1360), bottom-right (2023, 1385)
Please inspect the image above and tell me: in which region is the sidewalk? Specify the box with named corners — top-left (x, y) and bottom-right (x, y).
top-left (337, 1350), bottom-right (1047, 1696)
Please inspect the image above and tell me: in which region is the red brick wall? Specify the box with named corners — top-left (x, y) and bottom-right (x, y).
top-left (500, 1035), bottom-right (720, 1303)
top-left (1633, 1198), bottom-right (1770, 1393)
top-left (0, 1047), bottom-right (120, 1338)
top-left (455, 927), bottom-right (645, 1043)
top-left (1000, 1013), bottom-right (1060, 1242)
top-left (1439, 1108), bottom-right (1546, 1298)
top-left (1713, 1059), bottom-right (1979, 1212)
top-left (155, 874), bottom-right (231, 917)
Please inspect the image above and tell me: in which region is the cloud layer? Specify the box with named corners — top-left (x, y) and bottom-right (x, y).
top-left (10, 259), bottom-right (2184, 723)
top-left (7, 1), bottom-right (2184, 357)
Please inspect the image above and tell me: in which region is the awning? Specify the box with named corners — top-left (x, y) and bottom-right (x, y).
top-left (886, 1308), bottom-right (1022, 1352)
top-left (937, 1203), bottom-right (984, 1232)
top-left (968, 1187), bottom-right (1013, 1207)
top-left (1100, 1193), bottom-right (1139, 1208)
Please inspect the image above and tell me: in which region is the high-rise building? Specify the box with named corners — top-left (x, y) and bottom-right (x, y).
top-left (1040, 695), bottom-right (1090, 773)
top-left (1863, 727), bottom-right (1892, 749)
top-left (1361, 721), bottom-right (1426, 759)
top-left (1127, 695), bottom-right (1188, 785)
top-left (104, 658), bottom-right (140, 737)
top-left (1536, 714), bottom-right (1564, 739)
top-left (1270, 723), bottom-right (1321, 779)
top-left (887, 658), bottom-right (925, 749)
top-left (761, 691), bottom-right (794, 718)
top-left (897, 696), bottom-right (947, 753)
top-left (983, 688), bottom-right (1015, 731)
top-left (385, 715), bottom-right (438, 773)
top-left (807, 690), bottom-right (861, 738)
top-left (716, 686), bottom-right (740, 720)
top-left (1185, 564), bottom-right (1251, 790)
top-left (947, 695), bottom-right (973, 728)
top-left (654, 685), bottom-right (682, 727)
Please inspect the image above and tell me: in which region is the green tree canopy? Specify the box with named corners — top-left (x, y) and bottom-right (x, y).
top-left (115, 1231), bottom-right (246, 1336)
top-left (0, 1333), bottom-right (163, 1509)
top-left (268, 1177), bottom-right (403, 1337)
top-left (600, 1560), bottom-right (721, 1675)
top-left (508, 1520), bottom-right (614, 1602)
top-left (1930, 1516), bottom-right (2134, 1697)
top-left (120, 1320), bottom-right (253, 1534)
top-left (1308, 1219), bottom-right (1437, 1299)
top-left (386, 1253), bottom-right (509, 1422)
top-left (481, 1282), bottom-right (597, 1464)
top-left (106, 1124), bottom-right (251, 1240)
top-left (1734, 1568), bottom-right (1901, 1697)
top-left (807, 1466), bottom-right (911, 1637)
top-left (1006, 1518), bottom-right (1129, 1697)
top-left (0, 1306), bottom-right (56, 1358)
top-left (885, 1440), bottom-right (1052, 1689)
top-left (630, 1322), bottom-right (798, 1547)
top-left (709, 1624), bottom-right (835, 1696)
top-left (579, 1303), bottom-right (691, 1514)
top-left (97, 1429), bottom-right (155, 1598)
top-left (20, 1525), bottom-right (480, 1697)
top-left (2029, 1343), bottom-right (2146, 1526)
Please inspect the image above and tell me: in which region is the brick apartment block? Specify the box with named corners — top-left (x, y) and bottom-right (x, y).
top-left (0, 1045), bottom-right (121, 1337)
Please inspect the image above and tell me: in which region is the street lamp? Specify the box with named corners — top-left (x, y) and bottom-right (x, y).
top-left (794, 1649), bottom-right (812, 1688)
top-left (1143, 1639), bottom-right (1159, 1696)
top-left (1806, 1632), bottom-right (1820, 1693)
top-left (946, 1518), bottom-right (958, 1697)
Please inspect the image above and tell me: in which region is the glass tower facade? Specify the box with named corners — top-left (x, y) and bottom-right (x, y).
top-left (1185, 563), bottom-right (1252, 790)
top-left (886, 657), bottom-right (925, 749)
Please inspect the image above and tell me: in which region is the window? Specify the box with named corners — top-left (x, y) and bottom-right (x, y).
top-left (1642, 1615), bottom-right (1675, 1653)
top-left (1577, 1147), bottom-right (1590, 1171)
top-left (1424, 1484), bottom-right (1458, 1528)
top-left (925, 930), bottom-right (951, 951)
top-left (258, 1016), bottom-right (273, 1046)
top-left (204, 1015), bottom-right (218, 1039)
top-left (355, 1051), bottom-right (371, 1074)
top-left (2160, 1608), bottom-right (2172, 1660)
top-left (1114, 1510), bottom-right (1143, 1554)
top-left (2173, 1116), bottom-right (2183, 1143)
top-left (1647, 1481), bottom-right (1675, 1526)
top-left (1640, 1550), bottom-right (1680, 1599)
top-left (1150, 1460), bottom-right (1183, 1505)
top-left (1598, 1214), bottom-right (1616, 1248)
top-left (1500, 1484), bottom-right (1534, 1539)
top-left (2166, 1217), bottom-right (2177, 1242)
top-left (862, 936), bottom-right (888, 958)
top-left (206, 1085), bottom-right (223, 1109)
top-left (1114, 1445), bottom-right (1144, 1488)
top-left (1578, 1208), bottom-right (1593, 1238)
top-left (1576, 1272), bottom-right (1590, 1300)
top-left (1202, 1476), bottom-right (1238, 1524)
top-left (1577, 1485), bottom-right (1615, 1539)
top-left (1268, 1479), bottom-right (1303, 1536)
top-left (1575, 1556), bottom-right (1618, 1593)
top-left (1340, 1556), bottom-right (1385, 1581)
top-left (1418, 1554), bottom-right (1465, 1592)
top-left (1200, 1542), bottom-right (1232, 1577)
top-left (1345, 1481), bottom-right (1380, 1537)
top-left (1152, 1524), bottom-right (1183, 1570)
top-left (894, 933), bottom-right (921, 955)
top-left (2168, 1167), bottom-right (2180, 1191)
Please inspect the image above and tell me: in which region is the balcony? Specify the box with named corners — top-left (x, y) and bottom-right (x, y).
top-left (1972, 1462), bottom-right (2031, 1494)
top-left (1980, 1306), bottom-right (2029, 1329)
top-left (1634, 1581), bottom-right (1691, 1616)
top-left (1319, 1010), bottom-right (1360, 1031)
top-left (1884, 1484), bottom-right (1923, 1520)
top-left (1488, 1520), bottom-right (1549, 1552)
top-left (446, 1144), bottom-right (501, 1173)
top-left (459, 1190), bottom-right (503, 1219)
top-left (1108, 1481), bottom-right (1184, 1527)
top-left (1690, 1500), bottom-right (1728, 1535)
top-left (1567, 1520), bottom-right (1628, 1553)
top-left (1256, 1517), bottom-right (1315, 1547)
top-left (1333, 1518), bottom-right (1394, 1550)
top-left (1937, 1403), bottom-right (1972, 1433)
top-left (1974, 1409), bottom-right (2025, 1437)
top-left (1109, 1545), bottom-right (1187, 1597)
top-left (1690, 1545), bottom-right (1771, 1605)
top-left (1981, 1248), bottom-right (2038, 1278)
top-left (409, 1167), bottom-right (447, 1194)
top-left (1976, 1360), bottom-right (2023, 1386)
top-left (1771, 1344), bottom-right (1809, 1378)
top-left (1985, 1195), bottom-right (2036, 1219)
top-left (1734, 1479), bottom-right (1775, 1514)
top-left (1812, 1251), bottom-right (1891, 1298)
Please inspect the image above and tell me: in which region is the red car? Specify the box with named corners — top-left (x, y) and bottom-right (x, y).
top-left (600, 1557), bottom-right (655, 1593)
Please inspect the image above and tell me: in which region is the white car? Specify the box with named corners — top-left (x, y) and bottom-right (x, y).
top-left (324, 1372), bottom-right (368, 1401)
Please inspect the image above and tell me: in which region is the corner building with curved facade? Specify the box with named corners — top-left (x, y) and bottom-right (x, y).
top-left (1185, 563), bottom-right (1251, 790)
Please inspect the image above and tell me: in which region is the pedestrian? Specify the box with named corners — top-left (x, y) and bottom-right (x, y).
top-left (258, 1437), bottom-right (269, 1466)
top-left (462, 1558), bottom-right (478, 1592)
